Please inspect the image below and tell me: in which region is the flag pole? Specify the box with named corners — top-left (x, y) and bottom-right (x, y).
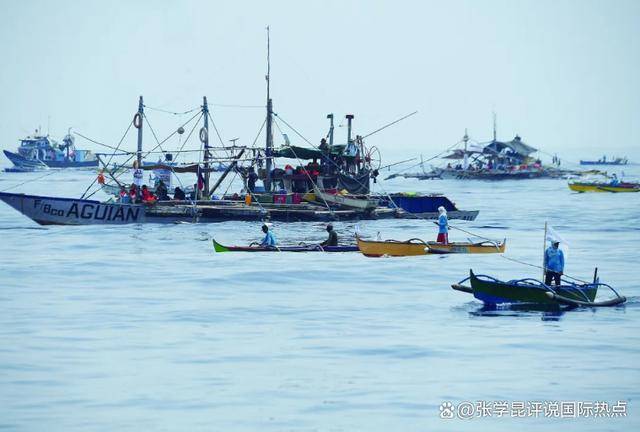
top-left (542, 221), bottom-right (548, 281)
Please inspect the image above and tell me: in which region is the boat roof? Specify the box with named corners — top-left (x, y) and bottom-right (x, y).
top-left (483, 136), bottom-right (537, 156)
top-left (273, 144), bottom-right (356, 161)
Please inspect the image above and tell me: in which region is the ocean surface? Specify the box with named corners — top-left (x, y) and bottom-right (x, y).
top-left (0, 165), bottom-right (638, 431)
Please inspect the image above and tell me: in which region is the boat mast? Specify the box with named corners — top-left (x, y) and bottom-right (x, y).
top-left (542, 221), bottom-right (548, 281)
top-left (202, 96), bottom-right (210, 198)
top-left (264, 26), bottom-right (274, 192)
top-left (327, 113), bottom-right (334, 146)
top-left (136, 96), bottom-right (144, 167)
top-left (492, 111), bottom-right (497, 142)
top-left (463, 128), bottom-right (469, 170)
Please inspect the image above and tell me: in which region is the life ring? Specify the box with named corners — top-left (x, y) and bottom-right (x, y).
top-left (199, 127), bottom-right (208, 143)
top-left (133, 113), bottom-right (142, 129)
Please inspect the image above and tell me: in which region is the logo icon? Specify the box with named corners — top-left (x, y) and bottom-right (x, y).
top-left (440, 402), bottom-right (455, 419)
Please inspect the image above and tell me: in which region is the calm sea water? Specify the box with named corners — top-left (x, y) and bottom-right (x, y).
top-left (0, 165), bottom-right (638, 431)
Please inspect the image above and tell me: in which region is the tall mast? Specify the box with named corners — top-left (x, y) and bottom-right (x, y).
top-left (265, 26), bottom-right (274, 192)
top-left (136, 96), bottom-right (144, 166)
top-left (327, 113), bottom-right (334, 146)
top-left (492, 111), bottom-right (497, 142)
top-left (202, 96), bottom-right (210, 198)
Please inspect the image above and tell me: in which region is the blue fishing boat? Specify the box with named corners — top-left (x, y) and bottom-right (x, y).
top-left (3, 130), bottom-right (98, 171)
top-left (579, 156), bottom-right (628, 166)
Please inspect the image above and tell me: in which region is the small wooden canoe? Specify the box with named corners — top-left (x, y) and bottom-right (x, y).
top-left (569, 182), bottom-right (640, 193)
top-left (213, 239), bottom-right (358, 253)
top-left (426, 239), bottom-right (506, 254)
top-left (451, 270), bottom-right (626, 307)
top-left (356, 236), bottom-right (429, 257)
top-left (356, 237), bottom-right (506, 257)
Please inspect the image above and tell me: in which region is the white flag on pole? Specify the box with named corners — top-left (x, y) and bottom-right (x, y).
top-left (545, 224), bottom-right (568, 246)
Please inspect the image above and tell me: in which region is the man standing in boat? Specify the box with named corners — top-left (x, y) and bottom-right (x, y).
top-left (436, 206), bottom-right (449, 244)
top-left (544, 241), bottom-right (564, 286)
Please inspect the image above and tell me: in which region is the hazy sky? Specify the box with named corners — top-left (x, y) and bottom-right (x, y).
top-left (1, 0), bottom-right (639, 166)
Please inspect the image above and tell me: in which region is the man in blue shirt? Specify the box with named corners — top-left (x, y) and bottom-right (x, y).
top-left (436, 206), bottom-right (449, 244)
top-left (544, 241), bottom-right (565, 286)
top-left (260, 224), bottom-right (277, 248)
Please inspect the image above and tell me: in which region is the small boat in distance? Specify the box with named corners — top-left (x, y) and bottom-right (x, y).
top-left (580, 156), bottom-right (628, 166)
top-left (213, 238), bottom-right (358, 252)
top-left (568, 180), bottom-right (640, 193)
top-left (3, 129), bottom-right (98, 171)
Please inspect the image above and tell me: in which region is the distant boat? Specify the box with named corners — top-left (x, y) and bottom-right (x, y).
top-left (3, 130), bottom-right (98, 171)
top-left (579, 156), bottom-right (628, 166)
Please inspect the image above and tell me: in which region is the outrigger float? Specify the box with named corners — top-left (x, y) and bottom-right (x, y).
top-left (213, 238), bottom-right (358, 253)
top-left (452, 270), bottom-right (626, 308)
top-left (356, 236), bottom-right (506, 257)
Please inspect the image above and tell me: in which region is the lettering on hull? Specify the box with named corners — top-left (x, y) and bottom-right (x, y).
top-left (33, 200), bottom-right (141, 223)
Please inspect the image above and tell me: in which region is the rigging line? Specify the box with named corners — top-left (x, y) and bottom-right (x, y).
top-left (0, 169), bottom-right (62, 192)
top-left (156, 111), bottom-right (203, 164)
top-left (142, 113), bottom-right (166, 155)
top-left (362, 111), bottom-right (418, 139)
top-left (212, 103), bottom-right (265, 109)
top-left (74, 131), bottom-right (123, 152)
top-left (500, 255), bottom-right (589, 284)
top-left (388, 139), bottom-right (465, 177)
top-left (79, 121), bottom-right (134, 199)
top-left (143, 104), bottom-right (199, 115)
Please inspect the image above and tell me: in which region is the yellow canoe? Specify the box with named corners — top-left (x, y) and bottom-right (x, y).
top-left (357, 237), bottom-right (429, 257)
top-left (426, 239), bottom-right (506, 254)
top-left (569, 182), bottom-right (640, 193)
top-left (356, 237), bottom-right (506, 257)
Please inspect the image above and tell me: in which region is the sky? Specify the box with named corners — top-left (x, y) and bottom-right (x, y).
top-left (1, 0), bottom-right (639, 167)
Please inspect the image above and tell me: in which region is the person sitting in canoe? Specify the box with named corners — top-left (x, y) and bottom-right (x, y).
top-left (436, 206), bottom-right (449, 244)
top-left (320, 224), bottom-right (338, 247)
top-left (544, 241), bottom-right (565, 286)
top-left (260, 224), bottom-right (277, 247)
top-left (610, 173), bottom-right (620, 186)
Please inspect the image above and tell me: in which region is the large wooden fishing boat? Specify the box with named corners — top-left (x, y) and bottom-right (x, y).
top-left (452, 270), bottom-right (626, 307)
top-left (568, 181), bottom-right (639, 193)
top-left (213, 238), bottom-right (358, 252)
top-left (356, 236), bottom-right (506, 257)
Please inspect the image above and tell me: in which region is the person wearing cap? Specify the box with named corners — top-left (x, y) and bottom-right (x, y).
top-left (544, 240), bottom-right (565, 286)
top-left (320, 224), bottom-right (338, 247)
top-left (260, 224), bottom-right (277, 247)
top-left (436, 206), bottom-right (449, 244)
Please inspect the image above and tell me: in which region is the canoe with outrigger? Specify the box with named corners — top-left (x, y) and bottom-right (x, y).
top-left (452, 270), bottom-right (626, 308)
top-left (356, 236), bottom-right (506, 257)
top-left (212, 238), bottom-right (358, 253)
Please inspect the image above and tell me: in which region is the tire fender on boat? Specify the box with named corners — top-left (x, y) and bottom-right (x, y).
top-left (133, 113), bottom-right (143, 129)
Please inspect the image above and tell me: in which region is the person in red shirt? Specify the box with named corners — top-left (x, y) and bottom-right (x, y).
top-left (141, 185), bottom-right (156, 203)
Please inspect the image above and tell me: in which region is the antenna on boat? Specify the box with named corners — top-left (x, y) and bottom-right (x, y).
top-left (327, 113), bottom-right (334, 146)
top-left (202, 96), bottom-right (210, 198)
top-left (346, 114), bottom-right (354, 143)
top-left (492, 111), bottom-right (497, 142)
top-left (264, 25), bottom-right (274, 192)
top-left (136, 96), bottom-right (144, 166)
